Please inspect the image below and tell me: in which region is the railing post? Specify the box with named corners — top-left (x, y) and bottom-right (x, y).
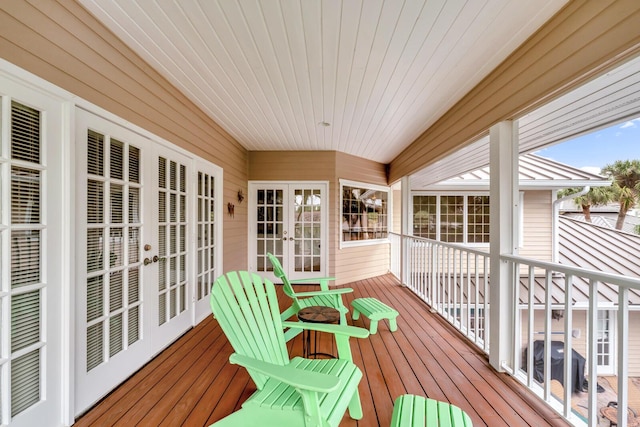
top-left (489, 120), bottom-right (519, 371)
top-left (401, 176), bottom-right (411, 287)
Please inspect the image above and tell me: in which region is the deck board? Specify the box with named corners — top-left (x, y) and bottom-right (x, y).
top-left (74, 274), bottom-right (570, 427)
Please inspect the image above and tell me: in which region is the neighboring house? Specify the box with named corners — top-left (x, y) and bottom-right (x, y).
top-left (410, 153), bottom-right (610, 262)
top-left (410, 155), bottom-right (640, 376)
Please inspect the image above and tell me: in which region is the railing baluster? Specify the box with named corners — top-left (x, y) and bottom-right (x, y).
top-left (527, 265), bottom-right (535, 388)
top-left (513, 261), bottom-right (520, 374)
top-left (563, 274), bottom-right (573, 419)
top-left (484, 255), bottom-right (489, 352)
top-left (618, 287), bottom-right (629, 427)
top-left (543, 268), bottom-right (552, 402)
top-left (474, 253), bottom-right (480, 343)
top-left (587, 279), bottom-right (598, 427)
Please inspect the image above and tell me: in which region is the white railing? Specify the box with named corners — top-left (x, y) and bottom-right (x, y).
top-left (503, 254), bottom-right (640, 427)
top-left (390, 232), bottom-right (640, 427)
top-left (390, 233), bottom-right (490, 353)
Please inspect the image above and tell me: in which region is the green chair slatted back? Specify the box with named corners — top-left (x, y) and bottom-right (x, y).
top-left (210, 271), bottom-right (368, 427)
top-left (211, 271), bottom-right (288, 388)
top-left (266, 252), bottom-right (352, 329)
top-left (268, 252), bottom-right (297, 298)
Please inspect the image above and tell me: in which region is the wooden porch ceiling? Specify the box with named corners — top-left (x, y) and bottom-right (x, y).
top-left (74, 274), bottom-right (570, 427)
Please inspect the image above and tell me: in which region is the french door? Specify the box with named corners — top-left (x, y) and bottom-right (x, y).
top-left (596, 310), bottom-right (615, 375)
top-left (249, 182), bottom-right (328, 282)
top-left (74, 110), bottom-right (194, 413)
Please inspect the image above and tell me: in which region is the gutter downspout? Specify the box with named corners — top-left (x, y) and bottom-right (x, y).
top-left (552, 186), bottom-right (590, 263)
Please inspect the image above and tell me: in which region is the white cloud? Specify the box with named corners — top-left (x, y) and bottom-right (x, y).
top-left (620, 118), bottom-right (640, 129)
top-left (616, 131), bottom-right (623, 137)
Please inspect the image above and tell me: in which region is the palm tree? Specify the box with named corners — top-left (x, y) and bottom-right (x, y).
top-left (557, 186), bottom-right (613, 222)
top-left (602, 159), bottom-right (640, 230)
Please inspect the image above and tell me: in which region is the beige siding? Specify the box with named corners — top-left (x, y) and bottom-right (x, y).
top-left (335, 152), bottom-right (389, 284)
top-left (393, 188), bottom-right (402, 234)
top-left (389, 1), bottom-right (640, 182)
top-left (0, 0), bottom-right (249, 272)
top-left (521, 191), bottom-right (553, 262)
top-left (335, 244), bottom-right (390, 284)
top-left (629, 312), bottom-right (640, 376)
top-left (249, 151), bottom-right (389, 284)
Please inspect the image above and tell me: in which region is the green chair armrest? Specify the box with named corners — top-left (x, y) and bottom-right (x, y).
top-left (293, 288), bottom-right (353, 298)
top-left (229, 353), bottom-right (340, 393)
top-left (290, 277), bottom-right (340, 291)
top-left (282, 321), bottom-right (370, 339)
top-left (289, 277), bottom-right (336, 284)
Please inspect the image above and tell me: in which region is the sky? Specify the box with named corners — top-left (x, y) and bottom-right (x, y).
top-left (534, 117), bottom-right (640, 174)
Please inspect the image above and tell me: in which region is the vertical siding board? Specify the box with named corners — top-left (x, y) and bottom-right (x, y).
top-left (521, 191), bottom-right (552, 262)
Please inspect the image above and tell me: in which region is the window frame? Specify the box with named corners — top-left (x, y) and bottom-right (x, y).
top-left (340, 179), bottom-right (391, 248)
top-left (410, 191), bottom-right (491, 247)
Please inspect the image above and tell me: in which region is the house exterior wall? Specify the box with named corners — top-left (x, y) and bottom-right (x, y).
top-left (249, 150), bottom-right (389, 285)
top-left (0, 0), bottom-right (249, 272)
top-left (520, 190), bottom-right (553, 262)
top-left (335, 152), bottom-right (390, 284)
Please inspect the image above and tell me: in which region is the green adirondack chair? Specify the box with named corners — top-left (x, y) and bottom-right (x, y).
top-left (210, 271), bottom-right (370, 427)
top-left (267, 252), bottom-right (352, 334)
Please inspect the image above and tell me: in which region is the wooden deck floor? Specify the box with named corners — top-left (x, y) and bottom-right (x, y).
top-left (74, 274), bottom-right (570, 427)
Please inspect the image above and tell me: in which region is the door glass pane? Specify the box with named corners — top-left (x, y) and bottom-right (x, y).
top-left (6, 101), bottom-right (45, 417)
top-left (256, 188), bottom-right (284, 272)
top-left (293, 188), bottom-right (322, 272)
top-left (196, 172), bottom-right (217, 301)
top-left (85, 132), bottom-right (142, 372)
top-left (158, 157), bottom-right (188, 325)
top-left (597, 310), bottom-right (612, 367)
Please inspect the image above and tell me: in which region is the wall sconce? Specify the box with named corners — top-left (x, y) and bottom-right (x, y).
top-left (227, 202), bottom-right (235, 217)
top-left (237, 190), bottom-right (245, 204)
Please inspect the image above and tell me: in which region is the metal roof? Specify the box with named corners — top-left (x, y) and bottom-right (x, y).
top-left (414, 153), bottom-right (610, 191)
top-left (557, 216), bottom-right (640, 306)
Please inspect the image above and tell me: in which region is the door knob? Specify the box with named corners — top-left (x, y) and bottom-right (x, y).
top-left (143, 257), bottom-right (152, 266)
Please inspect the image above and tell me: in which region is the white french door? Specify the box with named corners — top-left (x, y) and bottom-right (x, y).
top-left (193, 160), bottom-right (222, 322)
top-left (74, 110), bottom-right (195, 413)
top-left (596, 310), bottom-right (615, 375)
top-left (249, 182), bottom-right (328, 282)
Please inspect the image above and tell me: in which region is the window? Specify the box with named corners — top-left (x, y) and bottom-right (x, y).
top-left (412, 193), bottom-right (490, 244)
top-left (341, 180), bottom-right (389, 245)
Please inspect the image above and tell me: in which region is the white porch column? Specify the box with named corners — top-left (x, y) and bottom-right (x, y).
top-left (400, 176), bottom-right (411, 286)
top-left (489, 120), bottom-right (519, 371)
